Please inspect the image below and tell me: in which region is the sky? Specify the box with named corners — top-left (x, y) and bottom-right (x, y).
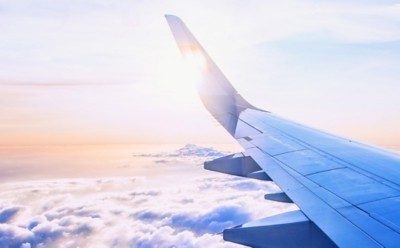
top-left (1, 0), bottom-right (400, 147)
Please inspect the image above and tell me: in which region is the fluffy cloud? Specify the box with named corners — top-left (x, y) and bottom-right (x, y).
top-left (0, 166), bottom-right (296, 248)
top-left (0, 207), bottom-right (21, 223)
top-left (133, 144), bottom-right (229, 165)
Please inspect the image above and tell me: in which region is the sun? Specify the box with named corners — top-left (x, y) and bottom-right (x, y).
top-left (179, 45), bottom-right (207, 73)
top-left (155, 46), bottom-right (206, 105)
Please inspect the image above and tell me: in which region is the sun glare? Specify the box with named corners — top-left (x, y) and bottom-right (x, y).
top-left (155, 47), bottom-right (204, 105)
top-left (180, 45), bottom-right (207, 72)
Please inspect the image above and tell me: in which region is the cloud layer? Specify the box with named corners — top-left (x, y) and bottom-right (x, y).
top-left (0, 168), bottom-right (295, 247)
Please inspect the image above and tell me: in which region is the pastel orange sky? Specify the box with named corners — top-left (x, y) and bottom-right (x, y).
top-left (1, 0), bottom-right (399, 149)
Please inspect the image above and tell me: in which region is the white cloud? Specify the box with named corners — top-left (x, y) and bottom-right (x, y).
top-left (0, 206), bottom-right (21, 223)
top-left (133, 144), bottom-right (229, 164)
top-left (0, 168), bottom-right (296, 247)
top-left (134, 144), bottom-right (227, 158)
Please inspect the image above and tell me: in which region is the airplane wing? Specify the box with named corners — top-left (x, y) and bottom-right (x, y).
top-left (165, 15), bottom-right (400, 248)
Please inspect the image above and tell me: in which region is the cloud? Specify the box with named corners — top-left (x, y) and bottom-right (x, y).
top-left (0, 224), bottom-right (34, 247)
top-left (134, 144), bottom-right (227, 158)
top-left (0, 81), bottom-right (132, 87)
top-left (133, 144), bottom-right (228, 165)
top-left (0, 206), bottom-right (21, 223)
top-left (153, 159), bottom-right (169, 164)
top-left (0, 167), bottom-right (296, 247)
top-left (167, 144), bottom-right (227, 157)
top-left (167, 205), bottom-right (250, 235)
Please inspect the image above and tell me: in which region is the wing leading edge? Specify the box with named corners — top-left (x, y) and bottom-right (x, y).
top-left (165, 15), bottom-right (400, 248)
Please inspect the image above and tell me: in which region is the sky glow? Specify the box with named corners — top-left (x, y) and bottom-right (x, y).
top-left (0, 0), bottom-right (399, 147)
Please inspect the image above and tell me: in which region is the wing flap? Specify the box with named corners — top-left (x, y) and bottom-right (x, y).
top-left (264, 192), bottom-right (293, 203)
top-left (224, 210), bottom-right (337, 248)
top-left (204, 153), bottom-right (271, 181)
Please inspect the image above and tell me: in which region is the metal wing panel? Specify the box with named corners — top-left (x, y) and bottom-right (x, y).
top-left (275, 149), bottom-right (346, 175)
top-left (307, 168), bottom-right (400, 205)
top-left (337, 206), bottom-right (400, 247)
top-left (248, 133), bottom-right (306, 156)
top-left (359, 197), bottom-right (400, 232)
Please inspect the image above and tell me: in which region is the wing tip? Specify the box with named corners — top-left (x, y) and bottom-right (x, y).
top-left (164, 14), bottom-right (182, 23)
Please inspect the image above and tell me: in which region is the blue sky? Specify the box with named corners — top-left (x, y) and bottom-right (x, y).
top-left (0, 0), bottom-right (399, 147)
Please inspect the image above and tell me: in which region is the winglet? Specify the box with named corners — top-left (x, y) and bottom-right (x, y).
top-left (165, 15), bottom-right (237, 96)
top-left (165, 15), bottom-right (265, 137)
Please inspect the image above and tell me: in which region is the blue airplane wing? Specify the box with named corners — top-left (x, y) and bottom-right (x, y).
top-left (165, 15), bottom-right (400, 248)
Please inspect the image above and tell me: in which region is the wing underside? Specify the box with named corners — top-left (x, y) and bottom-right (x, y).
top-left (165, 15), bottom-right (400, 248)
